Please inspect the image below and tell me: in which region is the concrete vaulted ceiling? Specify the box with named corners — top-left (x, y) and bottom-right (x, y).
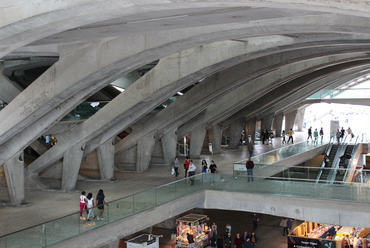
top-left (1, 1), bottom-right (370, 174)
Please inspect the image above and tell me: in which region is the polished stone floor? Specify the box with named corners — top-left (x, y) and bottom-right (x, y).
top-left (0, 133), bottom-right (307, 236)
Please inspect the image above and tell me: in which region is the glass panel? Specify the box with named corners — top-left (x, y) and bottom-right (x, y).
top-left (133, 189), bottom-right (156, 213)
top-left (108, 196), bottom-right (134, 223)
top-left (45, 213), bottom-right (80, 246)
top-left (307, 88), bottom-right (370, 99)
top-left (2, 225), bottom-right (43, 248)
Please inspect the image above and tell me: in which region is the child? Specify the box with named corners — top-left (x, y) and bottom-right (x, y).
top-left (79, 191), bottom-right (88, 220)
top-left (86, 192), bottom-right (95, 221)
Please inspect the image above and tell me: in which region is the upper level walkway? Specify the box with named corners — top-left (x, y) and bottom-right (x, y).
top-left (0, 133), bottom-right (369, 248)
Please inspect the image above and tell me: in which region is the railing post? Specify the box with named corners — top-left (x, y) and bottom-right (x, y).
top-left (41, 224), bottom-right (46, 248)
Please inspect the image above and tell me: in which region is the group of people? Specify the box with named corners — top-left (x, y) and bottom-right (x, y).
top-left (306, 127), bottom-right (324, 145)
top-left (261, 129), bottom-right (273, 145)
top-left (207, 217), bottom-right (259, 248)
top-left (281, 129), bottom-right (294, 144)
top-left (173, 157), bottom-right (218, 185)
top-left (335, 127), bottom-right (354, 144)
top-left (79, 189), bottom-right (107, 221)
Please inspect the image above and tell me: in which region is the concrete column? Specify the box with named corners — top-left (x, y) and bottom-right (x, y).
top-left (97, 138), bottom-right (115, 180)
top-left (189, 125), bottom-right (206, 158)
top-left (136, 132), bottom-right (156, 172)
top-left (211, 124), bottom-right (222, 154)
top-left (161, 129), bottom-right (177, 166)
top-left (229, 119), bottom-right (243, 149)
top-left (285, 110), bottom-right (298, 133)
top-left (295, 107), bottom-right (306, 131)
top-left (273, 113), bottom-right (284, 137)
top-left (62, 143), bottom-right (85, 191)
top-left (4, 151), bottom-right (24, 206)
top-left (245, 119), bottom-right (256, 143)
top-left (261, 115), bottom-right (274, 131)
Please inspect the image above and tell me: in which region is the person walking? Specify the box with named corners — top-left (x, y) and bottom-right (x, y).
top-left (247, 141), bottom-right (254, 158)
top-left (282, 130), bottom-right (286, 144)
top-left (307, 127), bottom-right (313, 142)
top-left (246, 158), bottom-right (255, 182)
top-left (336, 129), bottom-right (341, 144)
top-left (313, 128), bottom-right (319, 146)
top-left (340, 127), bottom-right (345, 141)
top-left (287, 218), bottom-right (293, 234)
top-left (319, 127), bottom-right (324, 143)
top-left (79, 191), bottom-right (88, 220)
top-left (201, 159), bottom-right (208, 182)
top-left (184, 157), bottom-right (190, 178)
top-left (209, 160), bottom-right (217, 185)
top-left (188, 160), bottom-right (197, 185)
top-left (252, 214), bottom-right (259, 232)
top-left (86, 192), bottom-right (95, 221)
top-left (96, 189), bottom-right (107, 220)
top-left (174, 157), bottom-right (179, 177)
top-left (287, 129), bottom-right (294, 144)
top-left (347, 127), bottom-right (354, 139)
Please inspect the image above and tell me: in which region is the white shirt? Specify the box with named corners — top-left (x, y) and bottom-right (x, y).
top-left (87, 198), bottom-right (93, 208)
top-left (80, 195), bottom-right (87, 204)
top-left (188, 163), bottom-right (196, 172)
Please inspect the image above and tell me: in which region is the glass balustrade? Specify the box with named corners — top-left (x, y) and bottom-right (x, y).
top-left (1, 172), bottom-right (369, 248)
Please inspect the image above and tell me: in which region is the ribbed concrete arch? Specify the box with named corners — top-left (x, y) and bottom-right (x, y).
top-left (177, 58), bottom-right (370, 137)
top-left (2, 12), bottom-right (370, 164)
top-left (116, 52), bottom-right (370, 156)
top-left (3, 0), bottom-right (370, 58)
top-left (260, 67), bottom-right (370, 118)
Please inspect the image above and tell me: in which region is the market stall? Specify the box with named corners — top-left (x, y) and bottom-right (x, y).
top-left (288, 221), bottom-right (370, 248)
top-left (126, 234), bottom-right (161, 248)
top-left (176, 214), bottom-right (209, 248)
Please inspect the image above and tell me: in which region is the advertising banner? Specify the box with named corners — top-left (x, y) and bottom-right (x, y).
top-left (288, 236), bottom-right (336, 248)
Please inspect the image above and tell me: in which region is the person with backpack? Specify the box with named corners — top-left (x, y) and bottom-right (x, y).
top-left (246, 158), bottom-right (255, 182)
top-left (319, 127), bottom-right (324, 143)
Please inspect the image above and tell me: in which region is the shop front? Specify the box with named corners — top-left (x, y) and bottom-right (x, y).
top-left (288, 221), bottom-right (370, 248)
top-left (176, 214), bottom-right (210, 248)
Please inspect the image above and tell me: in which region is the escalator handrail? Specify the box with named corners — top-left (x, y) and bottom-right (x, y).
top-left (342, 135), bottom-right (360, 183)
top-left (315, 135), bottom-right (334, 183)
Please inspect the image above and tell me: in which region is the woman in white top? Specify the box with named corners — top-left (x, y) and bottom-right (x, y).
top-left (86, 192), bottom-right (95, 220)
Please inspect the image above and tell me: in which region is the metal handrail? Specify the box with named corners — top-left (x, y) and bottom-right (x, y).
top-left (315, 136), bottom-right (334, 183)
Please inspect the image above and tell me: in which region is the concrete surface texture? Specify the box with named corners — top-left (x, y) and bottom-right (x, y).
top-left (1, 1), bottom-right (370, 246)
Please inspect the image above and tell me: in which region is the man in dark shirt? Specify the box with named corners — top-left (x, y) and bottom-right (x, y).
top-left (209, 160), bottom-right (217, 185)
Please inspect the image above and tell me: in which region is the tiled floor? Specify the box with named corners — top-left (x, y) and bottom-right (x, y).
top-left (0, 133), bottom-right (307, 236)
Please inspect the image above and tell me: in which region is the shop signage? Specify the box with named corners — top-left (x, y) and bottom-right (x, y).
top-left (288, 236), bottom-right (336, 248)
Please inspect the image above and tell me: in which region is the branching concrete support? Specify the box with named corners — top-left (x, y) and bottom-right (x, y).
top-left (136, 132), bottom-right (156, 172)
top-left (189, 126), bottom-right (206, 158)
top-left (229, 119), bottom-right (244, 149)
top-left (295, 107), bottom-right (306, 131)
top-left (97, 138), bottom-right (115, 180)
top-left (161, 129), bottom-right (177, 166)
top-left (245, 119), bottom-right (256, 143)
top-left (273, 113), bottom-right (284, 137)
top-left (284, 110), bottom-right (298, 132)
top-left (62, 143), bottom-right (85, 191)
top-left (4, 151), bottom-right (24, 206)
top-left (211, 125), bottom-right (222, 154)
top-left (261, 115), bottom-right (274, 131)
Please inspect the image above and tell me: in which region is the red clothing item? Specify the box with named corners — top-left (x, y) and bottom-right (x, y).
top-left (234, 237), bottom-right (243, 247)
top-left (246, 160), bottom-right (255, 169)
top-left (185, 160), bottom-right (190, 169)
top-left (80, 203), bottom-right (88, 217)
